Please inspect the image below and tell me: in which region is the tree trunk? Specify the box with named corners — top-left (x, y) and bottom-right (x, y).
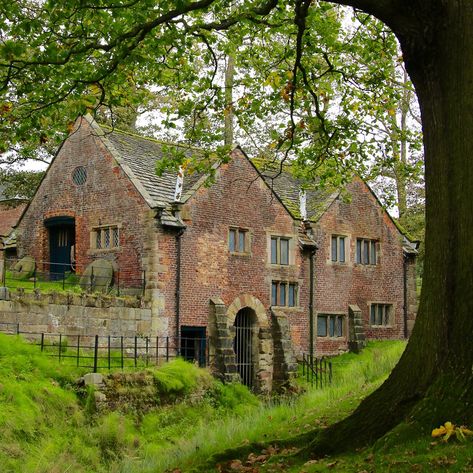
top-left (310, 0), bottom-right (473, 454)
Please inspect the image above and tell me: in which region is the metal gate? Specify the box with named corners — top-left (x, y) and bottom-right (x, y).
top-left (234, 308), bottom-right (254, 388)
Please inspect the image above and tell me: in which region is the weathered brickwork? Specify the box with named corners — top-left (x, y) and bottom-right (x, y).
top-left (16, 119), bottom-right (148, 287)
top-left (171, 151), bottom-right (308, 336)
top-left (310, 179), bottom-right (413, 355)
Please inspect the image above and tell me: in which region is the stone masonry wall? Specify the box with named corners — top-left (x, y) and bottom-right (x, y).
top-left (312, 178), bottom-right (412, 355)
top-left (0, 290), bottom-right (152, 337)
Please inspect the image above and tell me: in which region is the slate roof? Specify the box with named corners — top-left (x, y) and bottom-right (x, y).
top-left (102, 127), bottom-right (203, 207)
top-left (253, 159), bottom-right (339, 222)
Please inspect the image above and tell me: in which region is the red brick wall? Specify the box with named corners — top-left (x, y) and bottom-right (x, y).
top-left (313, 178), bottom-right (407, 355)
top-left (0, 202), bottom-right (27, 239)
top-left (16, 118), bottom-right (149, 285)
top-left (164, 150), bottom-right (310, 344)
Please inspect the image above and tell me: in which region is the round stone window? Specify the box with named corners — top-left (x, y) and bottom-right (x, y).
top-left (72, 166), bottom-right (87, 186)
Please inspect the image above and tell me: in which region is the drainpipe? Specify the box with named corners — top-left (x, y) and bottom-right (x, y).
top-left (175, 229), bottom-right (185, 343)
top-left (403, 254), bottom-right (409, 339)
top-left (309, 247), bottom-right (316, 366)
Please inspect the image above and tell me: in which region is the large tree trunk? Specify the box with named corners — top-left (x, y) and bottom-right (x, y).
top-left (310, 0), bottom-right (473, 454)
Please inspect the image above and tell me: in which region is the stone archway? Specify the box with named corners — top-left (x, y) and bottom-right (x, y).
top-left (226, 294), bottom-right (273, 393)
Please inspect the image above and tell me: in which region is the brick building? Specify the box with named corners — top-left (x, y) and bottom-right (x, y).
top-left (14, 115), bottom-right (417, 392)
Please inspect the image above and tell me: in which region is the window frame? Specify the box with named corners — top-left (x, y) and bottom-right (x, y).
top-left (92, 225), bottom-right (120, 251)
top-left (271, 281), bottom-right (299, 308)
top-left (331, 235), bottom-right (347, 263)
top-left (270, 236), bottom-right (291, 265)
top-left (317, 314), bottom-right (345, 338)
top-left (229, 227), bottom-right (250, 255)
top-left (369, 303), bottom-right (392, 327)
top-left (356, 238), bottom-right (377, 265)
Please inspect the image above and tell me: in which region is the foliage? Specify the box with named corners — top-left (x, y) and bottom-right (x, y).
top-left (0, 169), bottom-right (44, 199)
top-left (0, 1), bottom-right (423, 215)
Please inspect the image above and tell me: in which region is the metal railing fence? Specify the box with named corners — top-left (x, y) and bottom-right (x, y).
top-left (299, 353), bottom-right (332, 388)
top-left (0, 322), bottom-right (210, 372)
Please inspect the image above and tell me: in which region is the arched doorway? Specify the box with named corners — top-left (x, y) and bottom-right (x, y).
top-left (233, 307), bottom-right (257, 388)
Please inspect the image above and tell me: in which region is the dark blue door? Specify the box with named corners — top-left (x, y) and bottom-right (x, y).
top-left (49, 224), bottom-right (75, 280)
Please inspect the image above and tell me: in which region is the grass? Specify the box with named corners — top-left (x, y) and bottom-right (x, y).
top-left (2, 335), bottom-right (471, 473)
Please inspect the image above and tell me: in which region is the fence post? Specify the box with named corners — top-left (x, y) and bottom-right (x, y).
top-left (93, 335), bottom-right (99, 373)
top-left (117, 271), bottom-right (120, 297)
top-left (156, 336), bottom-right (159, 365)
top-left (62, 270), bottom-right (65, 290)
top-left (90, 266), bottom-right (94, 293)
top-left (41, 333), bottom-right (44, 352)
top-left (120, 336), bottom-right (124, 369)
top-left (134, 336), bottom-right (138, 367)
top-left (108, 335), bottom-right (111, 370)
top-left (142, 271), bottom-right (146, 296)
top-left (145, 337), bottom-right (149, 366)
top-left (166, 336), bottom-right (169, 362)
top-left (329, 360), bottom-right (332, 385)
top-left (76, 335), bottom-right (80, 367)
top-left (16, 323), bottom-right (20, 335)
top-left (58, 334), bottom-right (62, 362)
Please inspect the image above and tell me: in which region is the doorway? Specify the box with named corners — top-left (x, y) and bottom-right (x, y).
top-left (45, 217), bottom-right (75, 280)
top-left (233, 308), bottom-right (256, 388)
top-left (180, 326), bottom-right (207, 367)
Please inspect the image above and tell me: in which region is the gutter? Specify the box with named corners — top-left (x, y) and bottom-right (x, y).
top-left (403, 253), bottom-right (409, 339)
top-left (175, 228), bottom-right (185, 344)
top-left (309, 246), bottom-right (316, 365)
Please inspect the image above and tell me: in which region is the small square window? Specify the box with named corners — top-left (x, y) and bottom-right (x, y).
top-left (229, 228), bottom-right (248, 254)
top-left (331, 235), bottom-right (346, 263)
top-left (270, 236), bottom-right (291, 265)
top-left (370, 304), bottom-right (392, 326)
top-left (356, 238), bottom-right (377, 265)
top-left (271, 281), bottom-right (298, 308)
top-left (318, 314), bottom-right (344, 338)
top-left (92, 225), bottom-right (119, 250)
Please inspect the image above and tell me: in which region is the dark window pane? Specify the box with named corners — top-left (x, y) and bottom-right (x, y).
top-left (104, 228), bottom-right (110, 248)
top-left (371, 241), bottom-right (376, 264)
top-left (356, 240), bottom-right (362, 263)
top-left (239, 231), bottom-right (245, 252)
top-left (279, 283), bottom-right (286, 305)
top-left (377, 305), bottom-right (383, 325)
top-left (271, 282), bottom-right (278, 306)
top-left (339, 237), bottom-right (345, 262)
top-left (271, 238), bottom-right (278, 264)
top-left (384, 305), bottom-right (390, 325)
top-left (288, 284), bottom-right (295, 307)
top-left (317, 316), bottom-right (327, 337)
top-left (96, 230), bottom-right (102, 249)
top-left (280, 239), bottom-right (289, 265)
top-left (336, 316), bottom-right (343, 337)
top-left (229, 229), bottom-right (236, 252)
top-left (363, 240), bottom-right (369, 264)
top-left (329, 316), bottom-right (336, 337)
top-left (331, 236), bottom-right (337, 261)
top-left (370, 305), bottom-right (376, 325)
top-left (113, 228), bottom-right (119, 247)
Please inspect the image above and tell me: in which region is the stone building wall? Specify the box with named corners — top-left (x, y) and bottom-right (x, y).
top-left (311, 178), bottom-right (413, 355)
top-left (16, 118), bottom-right (149, 287)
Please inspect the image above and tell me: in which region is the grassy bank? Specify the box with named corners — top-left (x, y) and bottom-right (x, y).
top-left (3, 335), bottom-right (467, 473)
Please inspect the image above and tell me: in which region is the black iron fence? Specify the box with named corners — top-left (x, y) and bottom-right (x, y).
top-left (2, 257), bottom-right (146, 296)
top-left (299, 353), bottom-right (332, 388)
top-left (0, 322), bottom-right (210, 372)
